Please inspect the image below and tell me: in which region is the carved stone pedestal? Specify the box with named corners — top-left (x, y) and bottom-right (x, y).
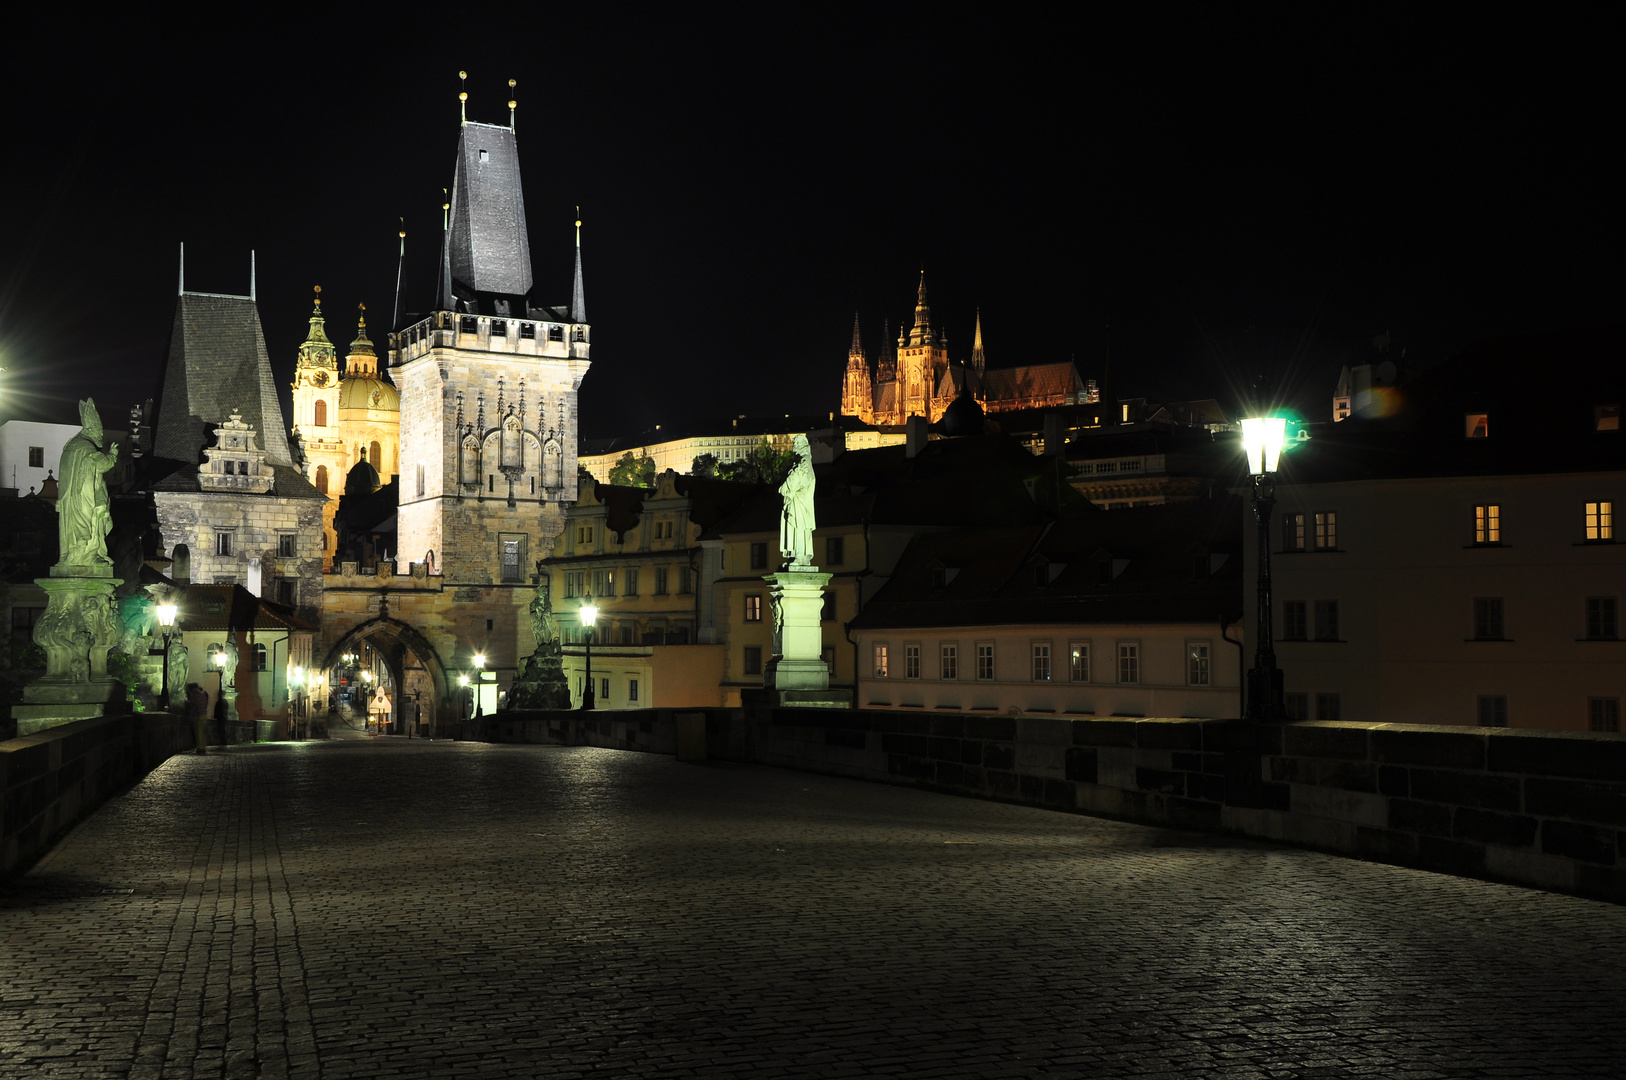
top-left (14, 571), bottom-right (123, 735)
top-left (762, 570), bottom-right (846, 707)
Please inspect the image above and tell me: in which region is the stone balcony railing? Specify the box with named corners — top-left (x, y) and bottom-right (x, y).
top-left (391, 313), bottom-right (589, 365)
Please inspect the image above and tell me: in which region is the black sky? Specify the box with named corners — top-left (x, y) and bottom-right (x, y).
top-left (1, 12), bottom-right (1619, 437)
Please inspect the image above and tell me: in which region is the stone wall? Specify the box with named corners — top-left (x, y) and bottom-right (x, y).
top-left (1, 712), bottom-right (194, 877)
top-left (493, 708), bottom-right (1626, 904)
top-left (154, 489), bottom-right (325, 624)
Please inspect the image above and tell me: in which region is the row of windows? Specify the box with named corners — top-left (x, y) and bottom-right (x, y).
top-left (562, 566), bottom-right (694, 599)
top-left (1280, 502), bottom-right (1617, 552)
top-left (868, 641), bottom-right (1214, 686)
top-left (747, 536), bottom-right (845, 570)
top-left (206, 533), bottom-right (300, 559)
top-left (1282, 597), bottom-right (1621, 641)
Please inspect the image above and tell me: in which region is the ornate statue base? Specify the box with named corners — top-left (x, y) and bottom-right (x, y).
top-left (760, 569), bottom-right (848, 708)
top-left (507, 641), bottom-right (572, 710)
top-left (13, 567), bottom-right (124, 736)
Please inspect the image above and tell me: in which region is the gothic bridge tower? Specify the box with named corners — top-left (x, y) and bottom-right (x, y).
top-left (390, 92), bottom-right (591, 587)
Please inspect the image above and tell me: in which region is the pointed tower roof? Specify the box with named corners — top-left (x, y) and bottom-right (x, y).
top-left (155, 292), bottom-right (295, 467)
top-left (909, 271), bottom-right (933, 346)
top-left (438, 120), bottom-right (533, 307)
top-left (970, 309), bottom-right (986, 374)
top-left (570, 214), bottom-right (587, 323)
top-left (295, 287), bottom-right (337, 372)
top-left (345, 304), bottom-right (381, 377)
top-left (849, 312), bottom-right (865, 361)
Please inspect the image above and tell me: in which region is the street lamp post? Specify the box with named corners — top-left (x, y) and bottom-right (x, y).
top-left (1242, 416), bottom-right (1288, 721)
top-left (580, 594), bottom-right (598, 710)
top-left (155, 597), bottom-right (178, 709)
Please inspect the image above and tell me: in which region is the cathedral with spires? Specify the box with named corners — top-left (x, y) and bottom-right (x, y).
top-left (842, 274), bottom-right (1090, 427)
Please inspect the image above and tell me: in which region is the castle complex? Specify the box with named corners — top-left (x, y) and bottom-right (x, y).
top-left (841, 273), bottom-right (1089, 426)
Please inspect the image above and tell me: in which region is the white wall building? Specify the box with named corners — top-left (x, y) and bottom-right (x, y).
top-left (0, 420), bottom-right (77, 495)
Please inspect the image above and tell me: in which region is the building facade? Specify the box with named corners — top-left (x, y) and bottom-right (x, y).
top-left (1246, 326), bottom-right (1626, 731)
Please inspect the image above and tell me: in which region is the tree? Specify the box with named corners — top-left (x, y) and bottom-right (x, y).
top-left (691, 453), bottom-right (720, 478)
top-left (717, 439), bottom-right (801, 486)
top-left (608, 452), bottom-right (656, 488)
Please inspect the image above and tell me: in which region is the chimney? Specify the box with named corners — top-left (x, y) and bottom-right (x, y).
top-left (1043, 412), bottom-right (1066, 456)
top-left (905, 415), bottom-right (928, 458)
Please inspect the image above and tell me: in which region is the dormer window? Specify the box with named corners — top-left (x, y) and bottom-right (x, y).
top-left (1465, 413), bottom-right (1489, 439)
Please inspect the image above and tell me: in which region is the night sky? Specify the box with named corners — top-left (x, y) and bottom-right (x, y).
top-left (1, 14), bottom-right (1618, 438)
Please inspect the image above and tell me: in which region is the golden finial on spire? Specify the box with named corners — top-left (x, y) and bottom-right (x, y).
top-left (313, 284), bottom-right (322, 309)
top-left (443, 188), bottom-right (450, 231)
top-left (459, 71), bottom-right (468, 123)
top-left (575, 206), bottom-right (582, 245)
top-left (358, 301), bottom-right (367, 329)
top-left (508, 79), bottom-right (517, 132)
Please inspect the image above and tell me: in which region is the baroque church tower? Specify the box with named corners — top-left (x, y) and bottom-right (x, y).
top-left (390, 93), bottom-right (590, 585)
top-left (290, 289), bottom-right (345, 560)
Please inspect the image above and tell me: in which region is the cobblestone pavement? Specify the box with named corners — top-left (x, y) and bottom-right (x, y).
top-left (4, 741), bottom-right (1626, 1079)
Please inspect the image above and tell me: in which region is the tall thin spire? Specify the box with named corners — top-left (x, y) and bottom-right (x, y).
top-left (178, 242), bottom-right (185, 295)
top-left (392, 222), bottom-right (406, 331)
top-left (909, 271), bottom-right (932, 346)
top-left (970, 308), bottom-right (986, 375)
top-left (849, 312), bottom-right (864, 359)
top-left (250, 250), bottom-right (256, 301)
top-left (459, 71), bottom-right (468, 124)
top-left (570, 210), bottom-right (587, 324)
top-left (508, 79), bottom-right (517, 133)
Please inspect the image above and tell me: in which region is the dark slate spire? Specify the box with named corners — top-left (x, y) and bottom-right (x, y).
top-left (155, 292), bottom-right (294, 467)
top-left (439, 120), bottom-right (533, 307)
top-left (570, 214), bottom-right (586, 323)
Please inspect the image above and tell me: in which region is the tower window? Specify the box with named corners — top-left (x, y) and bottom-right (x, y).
top-left (519, 323), bottom-right (536, 340)
top-left (314, 400), bottom-right (327, 427)
top-left (315, 465), bottom-right (328, 494)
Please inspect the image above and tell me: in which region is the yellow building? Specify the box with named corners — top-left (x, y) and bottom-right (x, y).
top-left (290, 292), bottom-right (400, 567)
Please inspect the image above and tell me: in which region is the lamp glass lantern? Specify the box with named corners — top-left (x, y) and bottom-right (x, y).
top-left (1241, 416), bottom-right (1287, 477)
top-left (1242, 414), bottom-right (1288, 721)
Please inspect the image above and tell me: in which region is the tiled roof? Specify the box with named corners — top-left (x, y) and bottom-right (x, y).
top-left (1280, 324), bottom-right (1626, 483)
top-left (980, 362), bottom-right (1083, 404)
top-left (851, 496), bottom-right (1243, 631)
top-left (446, 122), bottom-right (533, 300)
top-left (153, 293), bottom-right (294, 468)
top-left (176, 583), bottom-right (317, 634)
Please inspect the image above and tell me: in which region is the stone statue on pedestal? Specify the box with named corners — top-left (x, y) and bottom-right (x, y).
top-left (57, 399), bottom-right (118, 570)
top-left (507, 570), bottom-right (571, 710)
top-left (15, 398), bottom-right (128, 733)
top-left (778, 435), bottom-right (815, 568)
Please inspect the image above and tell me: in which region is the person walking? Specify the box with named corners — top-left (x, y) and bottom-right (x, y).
top-left (186, 682), bottom-right (209, 754)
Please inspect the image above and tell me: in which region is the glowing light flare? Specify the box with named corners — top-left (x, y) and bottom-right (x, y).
top-left (458, 674), bottom-right (470, 687)
top-left (1241, 417), bottom-right (1288, 476)
top-left (580, 603), bottom-right (599, 628)
top-left (473, 653), bottom-right (486, 669)
top-left (156, 602), bottom-right (178, 628)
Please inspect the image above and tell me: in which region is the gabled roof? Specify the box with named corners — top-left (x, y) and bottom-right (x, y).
top-left (1280, 324), bottom-right (1626, 483)
top-left (851, 496), bottom-right (1243, 631)
top-left (153, 293), bottom-right (293, 468)
top-left (177, 583), bottom-right (317, 634)
top-left (980, 361), bottom-right (1083, 403)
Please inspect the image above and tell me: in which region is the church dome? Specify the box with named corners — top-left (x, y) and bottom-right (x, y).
top-left (938, 380), bottom-right (986, 437)
top-left (337, 304), bottom-right (400, 412)
top-left (338, 376), bottom-right (400, 412)
top-left (344, 459), bottom-right (382, 497)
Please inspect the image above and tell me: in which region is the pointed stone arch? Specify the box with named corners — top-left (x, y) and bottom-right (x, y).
top-left (320, 615), bottom-right (455, 731)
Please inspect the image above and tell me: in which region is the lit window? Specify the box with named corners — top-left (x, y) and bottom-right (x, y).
top-left (905, 644), bottom-right (920, 679)
top-left (1465, 413), bottom-right (1489, 439)
top-left (976, 643), bottom-right (994, 681)
top-left (253, 643), bottom-right (268, 671)
top-left (873, 644), bottom-right (889, 678)
top-left (1117, 643), bottom-right (1140, 684)
top-left (1474, 504), bottom-right (1501, 545)
top-left (501, 539), bottom-right (522, 582)
top-left (1589, 698), bottom-right (1620, 732)
top-left (1478, 695), bottom-right (1508, 727)
top-left (1031, 643), bottom-right (1051, 681)
top-left (1282, 513), bottom-right (1306, 552)
top-left (1587, 597), bottom-right (1618, 640)
top-left (1314, 512), bottom-right (1337, 550)
top-left (744, 594), bottom-right (762, 622)
top-left (1069, 643), bottom-right (1090, 682)
top-left (940, 644), bottom-right (958, 680)
top-left (1474, 597), bottom-right (1505, 640)
top-left (1596, 405), bottom-right (1620, 432)
top-left (1586, 501), bottom-right (1614, 541)
top-left (1188, 642), bottom-right (1211, 686)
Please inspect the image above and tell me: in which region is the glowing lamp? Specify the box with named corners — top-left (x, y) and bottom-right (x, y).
top-left (458, 674), bottom-right (470, 688)
top-left (289, 666), bottom-right (304, 687)
top-left (156, 602), bottom-right (178, 629)
top-left (213, 651), bottom-right (227, 668)
top-left (1241, 417), bottom-right (1288, 477)
top-left (580, 601), bottom-right (598, 629)
top-left (474, 653), bottom-right (486, 669)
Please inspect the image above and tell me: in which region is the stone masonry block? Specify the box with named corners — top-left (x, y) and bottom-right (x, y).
top-left (1096, 746), bottom-right (1137, 790)
top-left (1071, 718), bottom-right (1136, 747)
top-left (1019, 716), bottom-right (1073, 746)
top-left (965, 716), bottom-right (1016, 741)
top-left (1453, 808), bottom-right (1538, 848)
top-left (1015, 743), bottom-right (1064, 777)
top-left (1541, 820), bottom-right (1617, 865)
top-left (1316, 759), bottom-right (1379, 793)
top-left (1524, 777), bottom-right (1626, 827)
top-left (1408, 768), bottom-right (1521, 811)
top-left (1063, 747), bottom-right (1098, 784)
top-left (1489, 731), bottom-right (1626, 781)
top-left (1288, 783), bottom-right (1387, 828)
top-left (1370, 728), bottom-right (1487, 770)
top-left (1378, 765), bottom-right (1409, 797)
top-left (1355, 826), bottom-right (1417, 865)
top-left (1417, 835), bottom-right (1488, 877)
top-left (1134, 719), bottom-right (1204, 751)
top-left (1389, 798), bottom-right (1452, 836)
